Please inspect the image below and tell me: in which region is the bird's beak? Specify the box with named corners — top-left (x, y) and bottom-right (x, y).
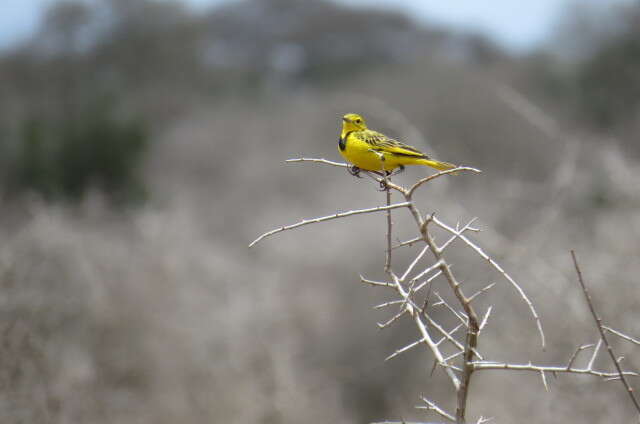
top-left (342, 117), bottom-right (348, 122)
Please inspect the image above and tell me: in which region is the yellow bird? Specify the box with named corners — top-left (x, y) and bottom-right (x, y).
top-left (338, 113), bottom-right (457, 176)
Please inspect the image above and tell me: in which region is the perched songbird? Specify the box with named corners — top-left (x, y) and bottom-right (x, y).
top-left (338, 113), bottom-right (457, 175)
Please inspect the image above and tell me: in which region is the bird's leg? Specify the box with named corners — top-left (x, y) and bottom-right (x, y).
top-left (388, 165), bottom-right (405, 177)
top-left (376, 166), bottom-right (403, 190)
top-left (379, 161), bottom-right (392, 192)
top-left (358, 170), bottom-right (388, 190)
top-left (348, 165), bottom-right (363, 178)
top-left (369, 150), bottom-right (389, 189)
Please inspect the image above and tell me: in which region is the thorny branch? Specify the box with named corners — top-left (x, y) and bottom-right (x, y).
top-left (249, 201), bottom-right (411, 247)
top-left (431, 216), bottom-right (545, 349)
top-left (604, 326), bottom-right (640, 346)
top-left (251, 157), bottom-right (639, 424)
top-left (384, 180), bottom-right (393, 273)
top-left (471, 359), bottom-right (638, 379)
top-left (571, 251), bottom-right (640, 415)
top-left (417, 397), bottom-right (456, 422)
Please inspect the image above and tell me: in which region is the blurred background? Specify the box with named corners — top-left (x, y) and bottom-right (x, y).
top-left (1, 0), bottom-right (639, 422)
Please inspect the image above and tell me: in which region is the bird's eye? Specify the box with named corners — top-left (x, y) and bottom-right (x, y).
top-left (355, 119), bottom-right (361, 123)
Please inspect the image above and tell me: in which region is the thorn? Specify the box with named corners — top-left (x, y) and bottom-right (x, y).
top-left (540, 370), bottom-right (549, 392)
top-left (430, 359), bottom-right (438, 376)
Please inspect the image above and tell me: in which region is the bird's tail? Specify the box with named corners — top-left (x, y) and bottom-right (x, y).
top-left (419, 158), bottom-right (458, 172)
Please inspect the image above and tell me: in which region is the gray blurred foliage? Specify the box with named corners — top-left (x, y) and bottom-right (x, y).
top-left (575, 9), bottom-right (640, 131)
top-left (0, 0), bottom-right (639, 423)
top-left (533, 1), bottom-right (640, 152)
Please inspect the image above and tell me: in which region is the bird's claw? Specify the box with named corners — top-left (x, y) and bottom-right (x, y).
top-left (348, 166), bottom-right (363, 178)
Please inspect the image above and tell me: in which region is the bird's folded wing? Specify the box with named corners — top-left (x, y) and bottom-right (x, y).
top-left (358, 130), bottom-right (428, 158)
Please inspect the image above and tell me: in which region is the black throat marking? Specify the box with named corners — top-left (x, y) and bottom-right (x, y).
top-left (338, 131), bottom-right (352, 151)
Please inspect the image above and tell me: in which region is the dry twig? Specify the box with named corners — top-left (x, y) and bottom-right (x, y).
top-left (571, 250), bottom-right (640, 415)
top-left (603, 326), bottom-right (640, 346)
top-left (249, 202), bottom-right (411, 247)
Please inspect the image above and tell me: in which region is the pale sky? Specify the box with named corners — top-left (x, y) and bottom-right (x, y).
top-left (0, 0), bottom-right (631, 51)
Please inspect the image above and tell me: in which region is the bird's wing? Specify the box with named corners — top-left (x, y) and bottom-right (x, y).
top-left (356, 130), bottom-right (429, 158)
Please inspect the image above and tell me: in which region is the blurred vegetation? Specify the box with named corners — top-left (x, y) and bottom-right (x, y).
top-left (529, 2), bottom-right (640, 151)
top-left (576, 29), bottom-right (640, 129)
top-left (6, 98), bottom-right (148, 203)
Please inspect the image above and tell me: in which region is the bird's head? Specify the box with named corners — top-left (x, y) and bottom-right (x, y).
top-left (342, 113), bottom-right (367, 131)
